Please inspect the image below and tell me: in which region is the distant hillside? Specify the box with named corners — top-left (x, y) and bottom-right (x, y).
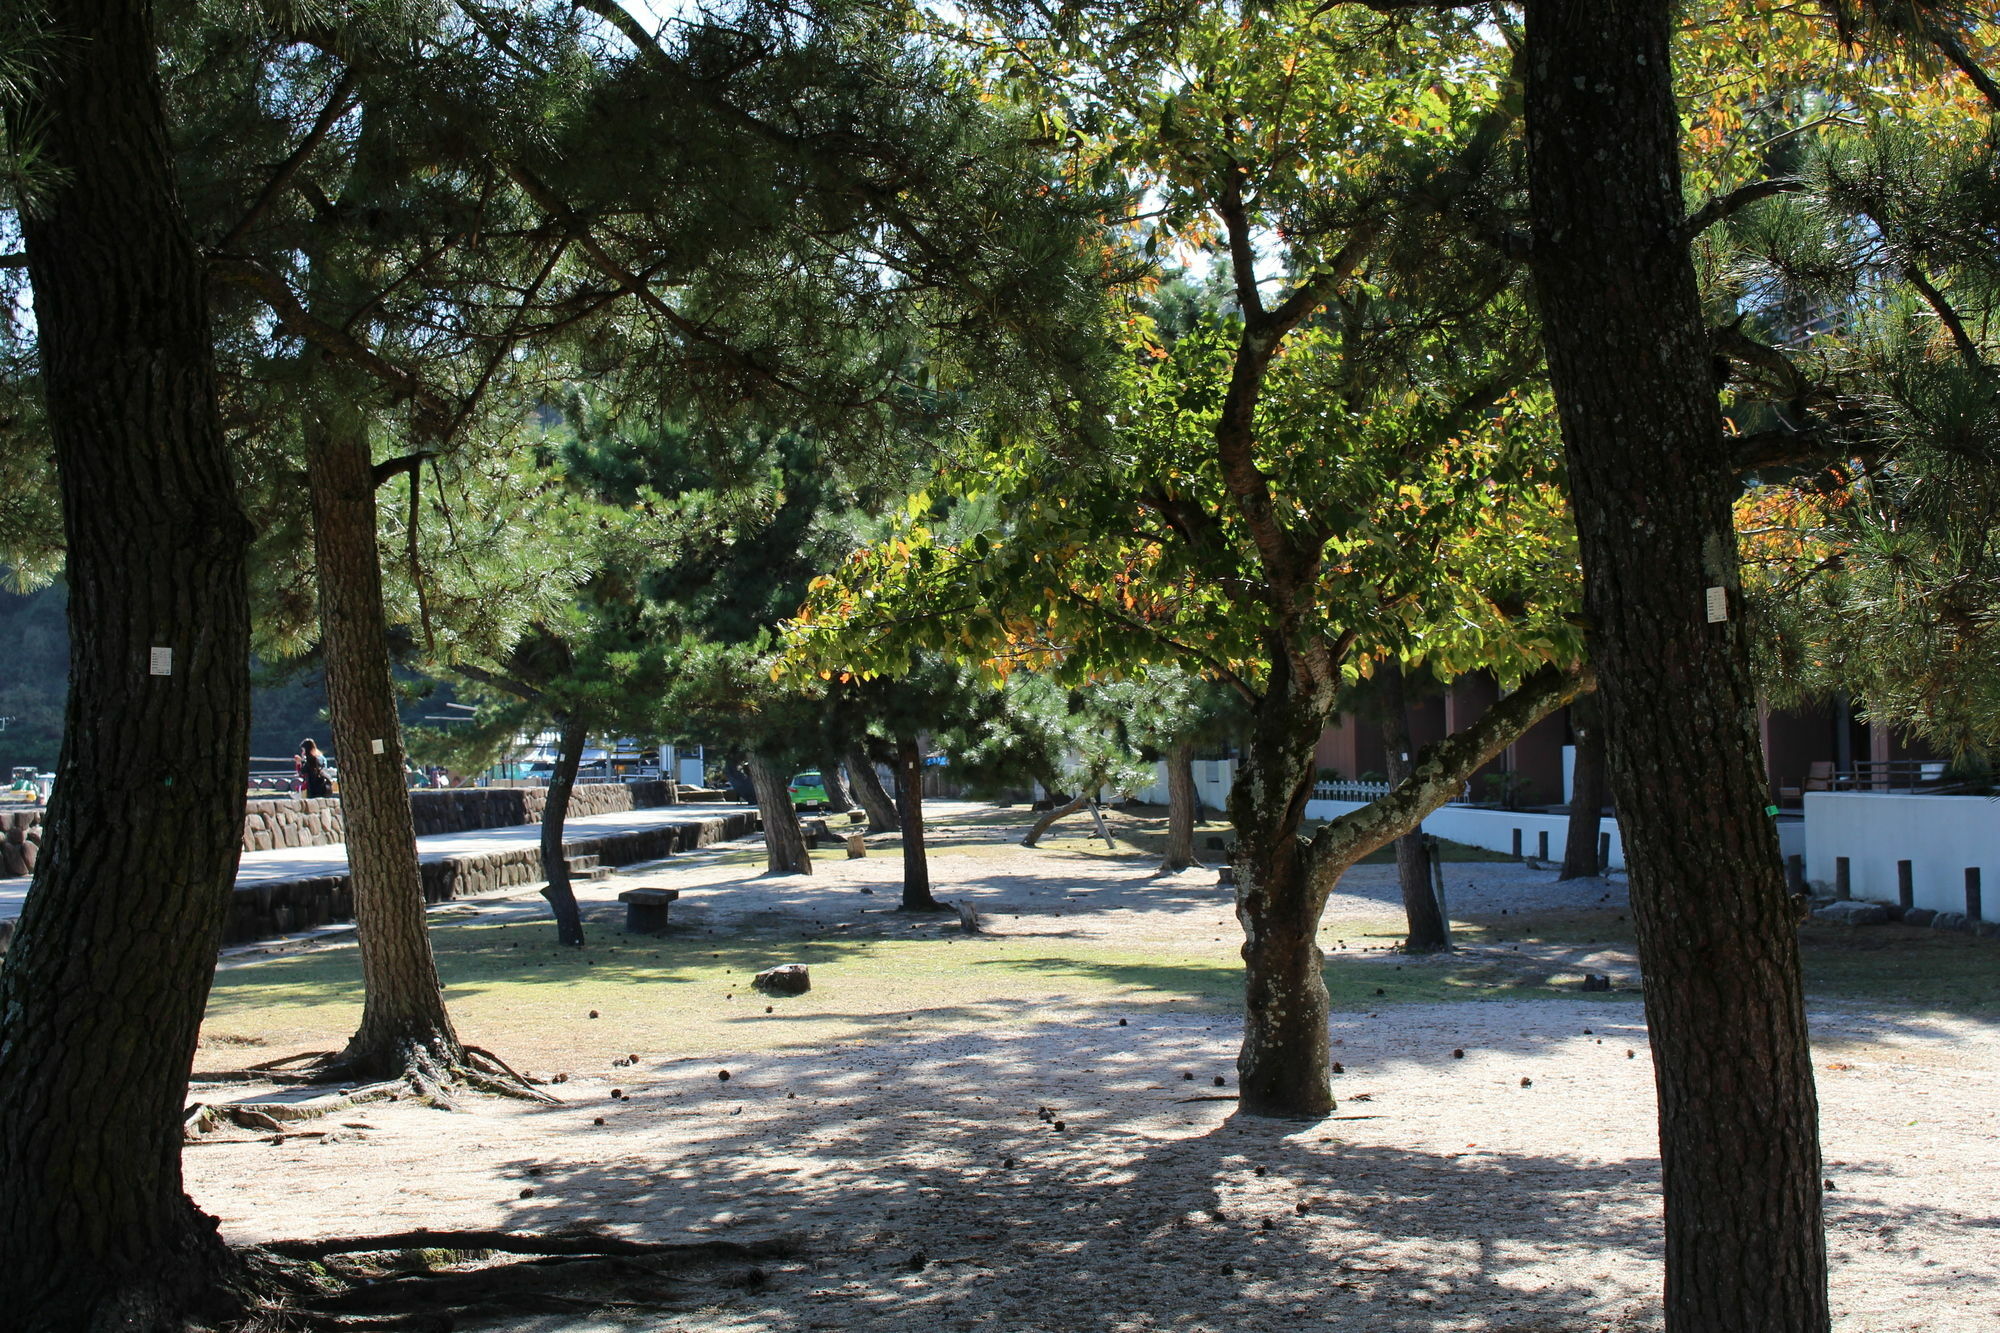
top-left (0, 584), bottom-right (460, 777)
top-left (0, 585), bottom-right (67, 775)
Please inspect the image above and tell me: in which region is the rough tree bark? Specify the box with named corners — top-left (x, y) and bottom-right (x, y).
top-left (847, 744), bottom-right (899, 833)
top-left (749, 752), bottom-right (812, 875)
top-left (1559, 690), bottom-right (1608, 879)
top-left (539, 713), bottom-right (589, 945)
top-left (819, 753), bottom-right (855, 813)
top-left (895, 734), bottom-right (948, 911)
top-left (306, 373), bottom-right (465, 1084)
top-left (1234, 665), bottom-right (1587, 1118)
top-left (1524, 3), bottom-right (1828, 1327)
top-left (1022, 789), bottom-right (1088, 847)
top-left (1377, 662), bottom-right (1448, 951)
top-left (1157, 737), bottom-right (1204, 873)
top-left (0, 1), bottom-right (253, 1324)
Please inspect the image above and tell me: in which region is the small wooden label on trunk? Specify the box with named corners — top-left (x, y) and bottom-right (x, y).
top-left (1704, 586), bottom-right (1728, 623)
top-left (149, 646), bottom-right (172, 675)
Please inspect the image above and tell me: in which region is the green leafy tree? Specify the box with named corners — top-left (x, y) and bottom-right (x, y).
top-left (799, 0), bottom-right (1590, 1115)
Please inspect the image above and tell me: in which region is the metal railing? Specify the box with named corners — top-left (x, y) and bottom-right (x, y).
top-left (1311, 779), bottom-right (1393, 802)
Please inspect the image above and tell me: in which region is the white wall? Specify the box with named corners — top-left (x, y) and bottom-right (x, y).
top-left (1134, 758), bottom-right (1236, 812)
top-left (1804, 791), bottom-right (2000, 915)
top-left (1305, 798), bottom-right (1628, 869)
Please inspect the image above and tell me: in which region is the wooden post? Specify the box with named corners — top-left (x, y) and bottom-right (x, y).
top-left (1966, 868), bottom-right (1982, 923)
top-left (1834, 857), bottom-right (1850, 901)
top-left (1897, 860), bottom-right (1914, 912)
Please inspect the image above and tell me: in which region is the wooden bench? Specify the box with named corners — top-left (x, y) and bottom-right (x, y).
top-left (618, 887), bottom-right (680, 934)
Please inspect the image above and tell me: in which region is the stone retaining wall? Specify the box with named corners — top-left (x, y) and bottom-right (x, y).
top-left (1, 810), bottom-right (42, 878)
top-left (220, 809), bottom-right (761, 944)
top-left (245, 782), bottom-right (653, 850)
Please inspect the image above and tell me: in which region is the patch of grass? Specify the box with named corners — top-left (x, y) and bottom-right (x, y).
top-left (1798, 922), bottom-right (2000, 1014)
top-left (1351, 836), bottom-right (1523, 866)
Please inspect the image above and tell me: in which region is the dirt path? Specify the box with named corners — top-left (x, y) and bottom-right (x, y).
top-left (185, 805), bottom-right (1999, 1331)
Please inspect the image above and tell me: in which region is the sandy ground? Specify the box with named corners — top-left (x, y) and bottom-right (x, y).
top-left (185, 806), bottom-right (2000, 1331)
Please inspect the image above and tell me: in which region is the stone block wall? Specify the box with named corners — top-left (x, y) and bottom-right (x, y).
top-left (243, 782), bottom-right (644, 849)
top-left (242, 798), bottom-right (345, 851)
top-left (220, 808), bottom-right (761, 943)
top-left (0, 811), bottom-right (40, 878)
top-left (1, 784), bottom-right (663, 871)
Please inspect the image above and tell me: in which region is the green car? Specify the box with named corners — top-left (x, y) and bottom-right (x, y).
top-left (787, 771), bottom-right (828, 809)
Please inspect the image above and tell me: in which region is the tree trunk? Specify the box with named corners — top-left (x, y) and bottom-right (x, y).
top-left (1022, 790), bottom-right (1088, 847)
top-left (1231, 682), bottom-right (1336, 1118)
top-left (1559, 691), bottom-right (1608, 879)
top-left (749, 752), bottom-right (812, 875)
top-left (896, 734), bottom-right (947, 910)
top-left (1525, 5), bottom-right (1828, 1327)
top-left (847, 745), bottom-right (899, 833)
top-left (1158, 737), bottom-right (1203, 873)
top-left (1234, 665), bottom-right (1589, 1119)
top-left (819, 753), bottom-right (855, 813)
top-left (1378, 663), bottom-right (1448, 951)
top-left (539, 713), bottom-right (588, 945)
top-left (306, 374), bottom-right (464, 1083)
top-left (0, 2), bottom-right (252, 1324)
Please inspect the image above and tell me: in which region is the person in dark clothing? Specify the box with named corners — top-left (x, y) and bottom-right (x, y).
top-left (298, 738), bottom-right (333, 799)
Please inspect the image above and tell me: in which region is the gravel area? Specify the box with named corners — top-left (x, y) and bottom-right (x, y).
top-left (185, 805), bottom-right (2000, 1331)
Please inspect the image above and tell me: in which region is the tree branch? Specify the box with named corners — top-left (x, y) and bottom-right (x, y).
top-left (372, 452), bottom-right (435, 488)
top-left (217, 68), bottom-right (358, 251)
top-left (1303, 662), bottom-right (1593, 895)
top-left (1682, 176), bottom-right (1805, 240)
top-left (210, 255), bottom-right (455, 437)
top-left (447, 661), bottom-right (546, 704)
top-left (1903, 263), bottom-right (1987, 374)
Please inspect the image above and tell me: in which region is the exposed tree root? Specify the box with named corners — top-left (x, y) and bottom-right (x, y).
top-left (232, 1233), bottom-right (799, 1330)
top-left (298, 1035), bottom-right (557, 1105)
top-left (250, 1050), bottom-right (340, 1071)
top-left (266, 1229), bottom-right (795, 1262)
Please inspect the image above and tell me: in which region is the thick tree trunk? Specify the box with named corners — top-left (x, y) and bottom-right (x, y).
top-left (896, 734), bottom-right (947, 911)
top-left (0, 3), bottom-right (252, 1325)
top-left (1158, 738), bottom-right (1203, 873)
top-left (307, 375), bottom-right (464, 1083)
top-left (1022, 790), bottom-right (1088, 847)
top-left (1234, 665), bottom-right (1589, 1119)
top-left (1231, 682), bottom-right (1335, 1118)
top-left (848, 745), bottom-right (899, 833)
top-left (1378, 663), bottom-right (1447, 951)
top-left (749, 752), bottom-right (812, 875)
top-left (1560, 691), bottom-right (1608, 879)
top-left (539, 713), bottom-right (589, 945)
top-left (819, 753), bottom-right (855, 813)
top-left (1525, 5), bottom-right (1828, 1328)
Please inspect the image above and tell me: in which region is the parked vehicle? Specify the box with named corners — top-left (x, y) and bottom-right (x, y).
top-left (788, 771), bottom-right (828, 809)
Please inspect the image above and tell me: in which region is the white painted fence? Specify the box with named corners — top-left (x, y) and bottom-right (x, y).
top-left (1303, 797), bottom-right (1628, 869)
top-left (1803, 791), bottom-right (2000, 917)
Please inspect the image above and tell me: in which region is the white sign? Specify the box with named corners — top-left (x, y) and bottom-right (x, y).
top-left (370, 738), bottom-right (386, 755)
top-left (1704, 586), bottom-right (1728, 623)
top-left (149, 646), bottom-right (172, 676)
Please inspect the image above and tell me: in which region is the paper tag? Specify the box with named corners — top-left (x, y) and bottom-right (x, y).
top-left (149, 646), bottom-right (172, 676)
top-left (1704, 586), bottom-right (1728, 623)
top-left (370, 738), bottom-right (386, 755)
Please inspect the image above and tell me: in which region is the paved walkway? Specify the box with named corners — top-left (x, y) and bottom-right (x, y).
top-left (0, 801), bottom-right (757, 922)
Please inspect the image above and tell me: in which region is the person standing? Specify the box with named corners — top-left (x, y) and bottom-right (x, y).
top-left (298, 738), bottom-right (333, 799)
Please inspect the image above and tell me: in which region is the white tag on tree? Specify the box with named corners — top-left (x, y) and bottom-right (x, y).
top-left (149, 646), bottom-right (172, 676)
top-left (371, 739), bottom-right (386, 755)
top-left (1705, 586), bottom-right (1728, 623)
